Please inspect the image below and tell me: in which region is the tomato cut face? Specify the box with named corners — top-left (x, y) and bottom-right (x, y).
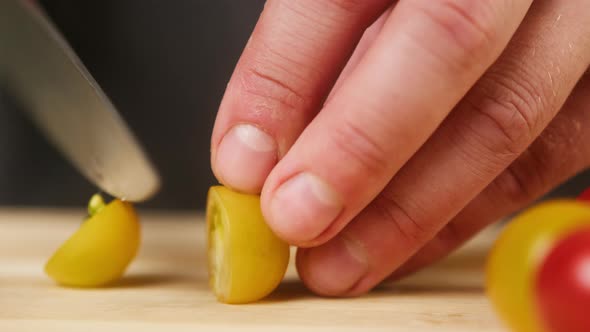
top-left (535, 227), bottom-right (590, 332)
top-left (45, 195), bottom-right (140, 287)
top-left (486, 200), bottom-right (590, 332)
top-left (206, 186), bottom-right (290, 304)
top-left (208, 200), bottom-right (231, 300)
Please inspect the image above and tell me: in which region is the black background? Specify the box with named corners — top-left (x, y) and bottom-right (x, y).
top-left (0, 1), bottom-right (264, 209)
top-left (0, 1), bottom-right (588, 210)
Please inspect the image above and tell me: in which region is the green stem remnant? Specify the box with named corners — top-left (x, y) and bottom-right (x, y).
top-left (88, 193), bottom-right (106, 217)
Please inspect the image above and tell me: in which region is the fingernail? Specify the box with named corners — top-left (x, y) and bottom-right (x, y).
top-left (299, 236), bottom-right (368, 296)
top-left (268, 173), bottom-right (343, 243)
top-left (215, 124), bottom-right (277, 193)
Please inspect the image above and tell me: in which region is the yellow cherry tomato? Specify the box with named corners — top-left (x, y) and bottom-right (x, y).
top-left (206, 186), bottom-right (290, 304)
top-left (45, 194), bottom-right (140, 287)
top-left (486, 200), bottom-right (590, 332)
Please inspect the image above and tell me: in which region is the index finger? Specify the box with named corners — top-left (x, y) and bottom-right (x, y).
top-left (261, 0), bottom-right (533, 246)
top-left (210, 0), bottom-right (392, 193)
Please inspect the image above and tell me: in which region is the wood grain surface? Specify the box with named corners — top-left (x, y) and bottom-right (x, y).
top-left (0, 208), bottom-right (507, 331)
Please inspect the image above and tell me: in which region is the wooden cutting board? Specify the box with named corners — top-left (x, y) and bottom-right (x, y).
top-left (0, 208), bottom-right (506, 331)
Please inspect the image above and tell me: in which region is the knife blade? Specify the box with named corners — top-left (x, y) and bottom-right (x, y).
top-left (0, 0), bottom-right (160, 202)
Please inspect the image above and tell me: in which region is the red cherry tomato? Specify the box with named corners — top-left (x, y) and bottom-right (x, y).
top-left (535, 227), bottom-right (590, 332)
top-left (578, 187), bottom-right (590, 202)
top-left (486, 200), bottom-right (590, 332)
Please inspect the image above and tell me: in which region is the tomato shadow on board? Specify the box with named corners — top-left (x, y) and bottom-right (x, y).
top-left (260, 262), bottom-right (485, 303)
top-left (258, 280), bottom-right (314, 303)
top-left (376, 278), bottom-right (484, 296)
top-left (370, 232), bottom-right (492, 297)
top-left (102, 273), bottom-right (192, 289)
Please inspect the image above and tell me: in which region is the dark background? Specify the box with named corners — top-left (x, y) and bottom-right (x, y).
top-left (0, 0), bottom-right (265, 209)
top-left (0, 1), bottom-right (588, 210)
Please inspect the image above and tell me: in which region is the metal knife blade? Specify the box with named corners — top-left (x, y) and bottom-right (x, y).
top-left (0, 0), bottom-right (160, 202)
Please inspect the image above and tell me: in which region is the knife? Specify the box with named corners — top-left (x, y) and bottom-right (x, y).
top-left (0, 0), bottom-right (160, 202)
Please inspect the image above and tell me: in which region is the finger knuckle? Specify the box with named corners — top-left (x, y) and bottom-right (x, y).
top-left (409, 0), bottom-right (498, 68)
top-left (492, 159), bottom-right (542, 205)
top-left (323, 0), bottom-right (372, 13)
top-left (330, 119), bottom-right (390, 178)
top-left (466, 71), bottom-right (546, 156)
top-left (373, 193), bottom-right (432, 244)
top-left (493, 112), bottom-right (590, 204)
top-left (281, 0), bottom-right (380, 32)
top-left (433, 221), bottom-right (468, 249)
top-left (238, 62), bottom-right (310, 115)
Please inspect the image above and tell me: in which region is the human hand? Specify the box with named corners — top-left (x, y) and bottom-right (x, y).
top-left (210, 0), bottom-right (590, 296)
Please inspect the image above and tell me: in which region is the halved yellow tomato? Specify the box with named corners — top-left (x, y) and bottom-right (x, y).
top-left (206, 186), bottom-right (290, 304)
top-left (486, 200), bottom-right (590, 332)
top-left (45, 194), bottom-right (140, 287)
